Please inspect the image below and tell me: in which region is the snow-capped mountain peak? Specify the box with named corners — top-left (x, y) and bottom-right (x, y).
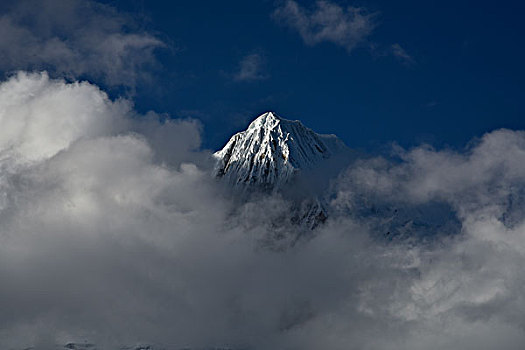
top-left (213, 111), bottom-right (346, 190)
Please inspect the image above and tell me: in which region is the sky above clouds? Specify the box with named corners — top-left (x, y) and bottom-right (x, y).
top-left (1, 1), bottom-right (525, 349)
top-left (1, 0), bottom-right (524, 151)
top-left (89, 0), bottom-right (525, 151)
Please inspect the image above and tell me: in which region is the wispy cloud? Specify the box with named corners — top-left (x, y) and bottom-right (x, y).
top-left (391, 43), bottom-right (415, 65)
top-left (0, 0), bottom-right (165, 88)
top-left (272, 0), bottom-right (376, 53)
top-left (233, 53), bottom-right (268, 82)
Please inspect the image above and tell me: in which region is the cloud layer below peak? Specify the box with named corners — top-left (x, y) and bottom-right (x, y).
top-left (1, 72), bottom-right (525, 350)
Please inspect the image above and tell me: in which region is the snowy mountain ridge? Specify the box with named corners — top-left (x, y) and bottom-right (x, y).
top-left (213, 111), bottom-right (347, 190)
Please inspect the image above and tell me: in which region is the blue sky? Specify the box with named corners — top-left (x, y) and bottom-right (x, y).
top-left (9, 0), bottom-right (525, 151)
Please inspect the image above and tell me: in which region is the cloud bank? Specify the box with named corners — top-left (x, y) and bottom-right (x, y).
top-left (0, 0), bottom-right (164, 87)
top-left (1, 72), bottom-right (525, 350)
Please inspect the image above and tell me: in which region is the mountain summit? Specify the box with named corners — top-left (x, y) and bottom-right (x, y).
top-left (213, 111), bottom-right (346, 190)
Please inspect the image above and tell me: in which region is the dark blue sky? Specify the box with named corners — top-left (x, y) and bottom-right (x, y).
top-left (103, 0), bottom-right (525, 152)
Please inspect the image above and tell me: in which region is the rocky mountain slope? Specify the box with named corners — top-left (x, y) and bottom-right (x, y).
top-left (213, 111), bottom-right (347, 191)
top-left (213, 111), bottom-right (349, 232)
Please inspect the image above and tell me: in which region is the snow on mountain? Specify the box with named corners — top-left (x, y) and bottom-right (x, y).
top-left (213, 111), bottom-right (347, 190)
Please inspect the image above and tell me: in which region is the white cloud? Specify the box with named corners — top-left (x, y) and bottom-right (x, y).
top-left (0, 71), bottom-right (129, 163)
top-left (2, 72), bottom-right (525, 349)
top-left (329, 129), bottom-right (525, 348)
top-left (0, 0), bottom-right (164, 87)
top-left (273, 0), bottom-right (376, 52)
top-left (233, 53), bottom-right (268, 82)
